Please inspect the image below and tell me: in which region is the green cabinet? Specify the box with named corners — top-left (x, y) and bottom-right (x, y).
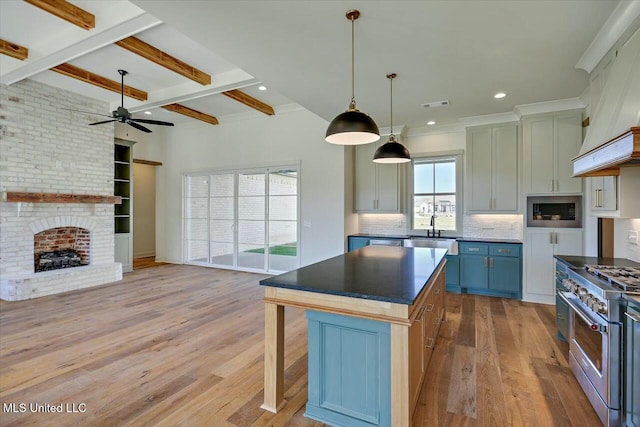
top-left (459, 242), bottom-right (522, 299)
top-left (626, 299), bottom-right (640, 427)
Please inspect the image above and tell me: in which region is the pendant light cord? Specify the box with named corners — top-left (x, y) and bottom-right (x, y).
top-left (390, 76), bottom-right (393, 135)
top-left (348, 15), bottom-right (357, 110)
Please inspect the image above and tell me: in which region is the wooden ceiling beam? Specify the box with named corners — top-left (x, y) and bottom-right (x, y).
top-left (24, 0), bottom-right (95, 30)
top-left (0, 39), bottom-right (28, 61)
top-left (115, 37), bottom-right (211, 86)
top-left (51, 63), bottom-right (148, 101)
top-left (222, 89), bottom-right (275, 116)
top-left (162, 104), bottom-right (218, 125)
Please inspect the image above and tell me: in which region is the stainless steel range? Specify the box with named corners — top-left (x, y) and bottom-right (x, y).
top-left (557, 263), bottom-right (640, 427)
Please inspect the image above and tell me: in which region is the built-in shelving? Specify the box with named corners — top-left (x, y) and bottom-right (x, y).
top-left (114, 139), bottom-right (135, 272)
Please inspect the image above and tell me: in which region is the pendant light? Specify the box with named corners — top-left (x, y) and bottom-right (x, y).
top-left (373, 73), bottom-right (411, 163)
top-left (325, 9), bottom-right (380, 145)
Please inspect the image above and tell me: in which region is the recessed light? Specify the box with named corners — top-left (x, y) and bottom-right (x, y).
top-left (258, 85), bottom-right (267, 91)
top-left (144, 111), bottom-right (152, 115)
top-left (494, 92), bottom-right (507, 99)
top-left (427, 121), bottom-right (436, 126)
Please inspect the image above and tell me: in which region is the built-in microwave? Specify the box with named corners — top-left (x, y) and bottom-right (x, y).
top-left (526, 195), bottom-right (582, 228)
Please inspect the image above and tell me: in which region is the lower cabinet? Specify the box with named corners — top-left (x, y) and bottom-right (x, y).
top-left (306, 311), bottom-right (391, 427)
top-left (459, 242), bottom-right (522, 299)
top-left (348, 236), bottom-right (370, 251)
top-left (305, 267), bottom-right (446, 426)
top-left (524, 228), bottom-right (582, 303)
top-left (445, 255), bottom-right (460, 292)
top-left (626, 299), bottom-right (640, 427)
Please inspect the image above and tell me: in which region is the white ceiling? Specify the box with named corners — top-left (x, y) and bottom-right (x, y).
top-left (0, 0), bottom-right (625, 130)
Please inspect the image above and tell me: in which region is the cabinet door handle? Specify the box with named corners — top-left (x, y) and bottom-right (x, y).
top-left (490, 257), bottom-right (494, 268)
top-left (554, 232), bottom-right (558, 245)
top-left (498, 249), bottom-right (511, 254)
top-left (549, 232), bottom-right (554, 244)
top-left (469, 247), bottom-right (480, 252)
top-left (434, 287), bottom-right (441, 295)
top-left (625, 311), bottom-right (640, 323)
top-left (425, 337), bottom-right (435, 349)
top-left (483, 257), bottom-right (488, 268)
top-left (426, 303), bottom-right (434, 312)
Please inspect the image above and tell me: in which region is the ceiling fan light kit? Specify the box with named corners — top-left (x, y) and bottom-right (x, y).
top-left (325, 9), bottom-right (380, 145)
top-left (373, 73), bottom-right (411, 164)
top-left (87, 69), bottom-right (175, 133)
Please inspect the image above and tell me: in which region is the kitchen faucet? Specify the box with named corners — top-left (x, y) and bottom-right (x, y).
top-left (427, 214), bottom-right (441, 238)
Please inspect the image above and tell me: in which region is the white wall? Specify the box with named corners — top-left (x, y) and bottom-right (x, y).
top-left (130, 107), bottom-right (346, 267)
top-left (133, 162), bottom-right (156, 258)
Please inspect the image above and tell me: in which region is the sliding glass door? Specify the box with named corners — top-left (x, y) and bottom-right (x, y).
top-left (184, 165), bottom-right (298, 273)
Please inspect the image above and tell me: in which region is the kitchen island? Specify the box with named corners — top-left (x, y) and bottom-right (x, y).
top-left (259, 245), bottom-right (447, 426)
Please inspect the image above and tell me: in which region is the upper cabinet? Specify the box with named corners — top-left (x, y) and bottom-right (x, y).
top-left (466, 123), bottom-right (519, 212)
top-left (523, 110), bottom-right (583, 194)
top-left (589, 167), bottom-right (640, 218)
top-left (354, 141), bottom-right (403, 213)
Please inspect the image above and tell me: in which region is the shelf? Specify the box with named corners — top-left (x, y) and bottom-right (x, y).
top-left (114, 215), bottom-right (130, 218)
top-left (4, 192), bottom-right (122, 204)
top-left (115, 160), bottom-right (130, 165)
top-left (114, 178), bottom-right (130, 183)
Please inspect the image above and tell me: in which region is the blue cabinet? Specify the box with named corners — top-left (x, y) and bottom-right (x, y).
top-left (626, 299), bottom-right (640, 427)
top-left (458, 242), bottom-right (522, 299)
top-left (555, 261), bottom-right (570, 341)
top-left (348, 237), bottom-right (370, 251)
top-left (445, 255), bottom-right (460, 292)
top-left (305, 311), bottom-right (391, 426)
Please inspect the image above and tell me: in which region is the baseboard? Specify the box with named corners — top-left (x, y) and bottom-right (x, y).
top-left (133, 252), bottom-right (156, 259)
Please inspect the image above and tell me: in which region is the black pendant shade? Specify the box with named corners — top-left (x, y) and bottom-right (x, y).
top-left (325, 9), bottom-right (380, 145)
top-left (373, 134), bottom-right (411, 163)
top-left (325, 108), bottom-right (380, 145)
top-left (373, 73), bottom-right (411, 163)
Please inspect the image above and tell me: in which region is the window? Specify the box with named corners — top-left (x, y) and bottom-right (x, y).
top-left (184, 165), bottom-right (299, 274)
top-left (411, 155), bottom-right (461, 235)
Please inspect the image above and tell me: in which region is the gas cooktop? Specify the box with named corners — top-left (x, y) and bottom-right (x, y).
top-left (585, 265), bottom-right (640, 292)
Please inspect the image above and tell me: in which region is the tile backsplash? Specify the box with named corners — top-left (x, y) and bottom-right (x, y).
top-left (358, 214), bottom-right (408, 235)
top-left (358, 213), bottom-right (523, 240)
top-left (463, 215), bottom-right (523, 241)
top-left (628, 218), bottom-right (640, 262)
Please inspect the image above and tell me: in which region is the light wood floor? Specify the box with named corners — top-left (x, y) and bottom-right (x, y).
top-left (133, 256), bottom-right (168, 270)
top-left (0, 264), bottom-right (600, 426)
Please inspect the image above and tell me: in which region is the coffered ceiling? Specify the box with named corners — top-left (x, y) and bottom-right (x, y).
top-left (0, 0), bottom-right (630, 130)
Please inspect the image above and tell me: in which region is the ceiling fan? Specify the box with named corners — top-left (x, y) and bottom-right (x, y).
top-left (87, 69), bottom-right (174, 133)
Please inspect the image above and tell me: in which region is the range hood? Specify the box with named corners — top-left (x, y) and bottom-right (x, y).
top-left (573, 25), bottom-right (640, 177)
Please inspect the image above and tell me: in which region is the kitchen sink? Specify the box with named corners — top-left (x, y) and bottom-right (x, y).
top-left (403, 238), bottom-right (458, 254)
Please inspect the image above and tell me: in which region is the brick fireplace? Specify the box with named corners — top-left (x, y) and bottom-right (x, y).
top-left (0, 80), bottom-right (122, 301)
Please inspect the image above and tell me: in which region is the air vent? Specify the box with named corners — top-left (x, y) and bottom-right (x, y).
top-left (422, 100), bottom-right (450, 108)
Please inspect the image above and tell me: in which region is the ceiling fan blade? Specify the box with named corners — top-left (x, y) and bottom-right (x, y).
top-left (129, 118), bottom-right (175, 126)
top-left (127, 120), bottom-right (152, 133)
top-left (89, 119), bottom-right (117, 125)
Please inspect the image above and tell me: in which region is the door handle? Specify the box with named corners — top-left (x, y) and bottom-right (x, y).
top-left (426, 303), bottom-right (434, 312)
top-left (483, 257), bottom-right (488, 267)
top-left (489, 257), bottom-right (494, 268)
top-left (425, 337), bottom-right (435, 349)
top-left (549, 232), bottom-right (554, 244)
top-left (554, 232), bottom-right (558, 245)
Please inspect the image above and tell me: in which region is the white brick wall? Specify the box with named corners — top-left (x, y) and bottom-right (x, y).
top-left (0, 80), bottom-right (121, 301)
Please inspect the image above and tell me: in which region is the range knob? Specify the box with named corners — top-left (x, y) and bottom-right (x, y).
top-left (595, 301), bottom-right (608, 315)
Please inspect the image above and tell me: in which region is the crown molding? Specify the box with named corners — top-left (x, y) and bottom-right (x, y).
top-left (458, 112), bottom-right (519, 128)
top-left (576, 1), bottom-right (640, 73)
top-left (514, 97), bottom-right (585, 117)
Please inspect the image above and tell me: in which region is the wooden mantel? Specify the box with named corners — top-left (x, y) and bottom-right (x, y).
top-left (4, 192), bottom-right (122, 204)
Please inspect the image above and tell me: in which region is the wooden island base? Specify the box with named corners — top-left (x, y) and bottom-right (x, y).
top-left (261, 261), bottom-right (446, 427)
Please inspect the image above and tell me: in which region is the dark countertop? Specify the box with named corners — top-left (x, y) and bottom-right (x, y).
top-left (348, 233), bottom-right (410, 239)
top-left (348, 234), bottom-right (522, 246)
top-left (457, 237), bottom-right (522, 244)
top-left (260, 246), bottom-right (447, 305)
top-left (554, 255), bottom-right (640, 269)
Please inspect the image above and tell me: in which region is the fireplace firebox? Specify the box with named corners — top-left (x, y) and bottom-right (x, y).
top-left (34, 227), bottom-right (90, 273)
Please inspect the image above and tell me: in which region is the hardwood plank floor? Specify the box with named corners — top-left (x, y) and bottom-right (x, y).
top-left (0, 264), bottom-right (600, 426)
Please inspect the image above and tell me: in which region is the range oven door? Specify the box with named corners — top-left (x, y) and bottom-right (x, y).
top-left (557, 291), bottom-right (620, 411)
